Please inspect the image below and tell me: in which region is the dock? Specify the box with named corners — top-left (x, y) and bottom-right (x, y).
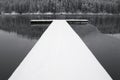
top-left (30, 19), bottom-right (89, 24)
top-left (9, 20), bottom-right (112, 80)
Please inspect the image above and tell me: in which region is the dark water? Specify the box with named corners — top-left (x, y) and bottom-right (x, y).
top-left (0, 15), bottom-right (120, 80)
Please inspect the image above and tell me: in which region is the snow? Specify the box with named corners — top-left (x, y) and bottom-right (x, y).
top-left (9, 20), bottom-right (112, 80)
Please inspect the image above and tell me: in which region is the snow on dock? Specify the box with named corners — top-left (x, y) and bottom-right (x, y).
top-left (9, 20), bottom-right (112, 80)
top-left (30, 19), bottom-right (88, 24)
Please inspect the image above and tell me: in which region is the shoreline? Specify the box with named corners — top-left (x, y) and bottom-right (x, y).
top-left (0, 12), bottom-right (120, 16)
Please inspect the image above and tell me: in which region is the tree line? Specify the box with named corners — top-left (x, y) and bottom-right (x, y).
top-left (0, 0), bottom-right (120, 14)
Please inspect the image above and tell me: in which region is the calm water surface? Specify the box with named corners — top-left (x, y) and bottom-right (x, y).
top-left (0, 15), bottom-right (120, 80)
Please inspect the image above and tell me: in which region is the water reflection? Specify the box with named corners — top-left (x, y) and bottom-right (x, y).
top-left (0, 30), bottom-right (37, 80)
top-left (0, 16), bottom-right (49, 39)
top-left (89, 15), bottom-right (120, 34)
top-left (0, 15), bottom-right (120, 80)
top-left (0, 15), bottom-right (120, 39)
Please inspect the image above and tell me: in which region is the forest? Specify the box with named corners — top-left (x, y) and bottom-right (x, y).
top-left (0, 0), bottom-right (120, 14)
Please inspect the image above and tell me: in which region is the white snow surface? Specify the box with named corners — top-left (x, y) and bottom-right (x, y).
top-left (9, 20), bottom-right (112, 80)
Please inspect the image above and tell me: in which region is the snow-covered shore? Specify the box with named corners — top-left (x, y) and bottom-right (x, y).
top-left (0, 12), bottom-right (119, 16)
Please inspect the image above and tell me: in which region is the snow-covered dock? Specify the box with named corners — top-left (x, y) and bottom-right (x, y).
top-left (9, 20), bottom-right (112, 80)
top-left (30, 19), bottom-right (88, 24)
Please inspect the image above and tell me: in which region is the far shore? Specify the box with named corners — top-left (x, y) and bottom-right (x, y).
top-left (0, 12), bottom-right (120, 16)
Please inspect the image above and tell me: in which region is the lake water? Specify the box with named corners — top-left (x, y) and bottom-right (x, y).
top-left (0, 15), bottom-right (120, 80)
